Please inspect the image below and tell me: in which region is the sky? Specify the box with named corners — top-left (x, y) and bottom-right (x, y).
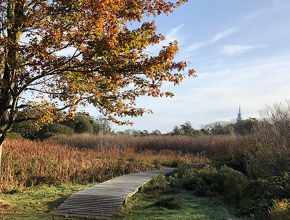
top-left (96, 0), bottom-right (290, 133)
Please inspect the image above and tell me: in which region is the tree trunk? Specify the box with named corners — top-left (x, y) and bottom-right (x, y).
top-left (0, 140), bottom-right (3, 176)
top-left (0, 126), bottom-right (7, 174)
top-left (0, 1), bottom-right (21, 174)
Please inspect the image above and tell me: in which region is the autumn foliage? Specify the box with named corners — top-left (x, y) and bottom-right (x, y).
top-left (0, 0), bottom-right (195, 147)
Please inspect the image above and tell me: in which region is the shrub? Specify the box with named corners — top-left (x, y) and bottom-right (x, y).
top-left (172, 166), bottom-right (247, 203)
top-left (6, 132), bottom-right (23, 140)
top-left (212, 102), bottom-right (290, 180)
top-left (244, 102), bottom-right (290, 178)
top-left (144, 175), bottom-right (167, 192)
top-left (269, 199), bottom-right (290, 220)
top-left (40, 124), bottom-right (74, 139)
top-left (11, 120), bottom-right (39, 139)
top-left (164, 166), bottom-right (290, 217)
top-left (212, 145), bottom-right (248, 175)
top-left (153, 196), bottom-right (182, 209)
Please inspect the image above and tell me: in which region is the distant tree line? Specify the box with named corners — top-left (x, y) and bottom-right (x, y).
top-left (117, 118), bottom-right (259, 137)
top-left (116, 129), bottom-right (162, 136)
top-left (202, 118), bottom-right (259, 136)
top-left (8, 110), bottom-right (259, 140)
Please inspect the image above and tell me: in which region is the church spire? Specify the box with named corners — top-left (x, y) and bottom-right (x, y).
top-left (236, 105), bottom-right (242, 123)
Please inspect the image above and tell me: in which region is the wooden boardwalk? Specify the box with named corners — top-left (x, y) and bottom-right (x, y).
top-left (52, 168), bottom-right (173, 219)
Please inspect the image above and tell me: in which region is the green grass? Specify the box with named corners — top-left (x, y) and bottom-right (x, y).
top-left (0, 180), bottom-right (249, 220)
top-left (0, 183), bottom-right (94, 220)
top-left (116, 190), bottom-right (248, 220)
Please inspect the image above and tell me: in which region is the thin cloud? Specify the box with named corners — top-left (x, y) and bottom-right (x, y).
top-left (187, 42), bottom-right (206, 51)
top-left (146, 23), bottom-right (184, 56)
top-left (187, 27), bottom-right (238, 52)
top-left (209, 28), bottom-right (238, 43)
top-left (244, 10), bottom-right (262, 19)
top-left (166, 23), bottom-right (184, 41)
top-left (221, 44), bottom-right (268, 55)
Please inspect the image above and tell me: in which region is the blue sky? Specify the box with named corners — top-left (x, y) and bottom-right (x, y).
top-left (99, 0), bottom-right (290, 132)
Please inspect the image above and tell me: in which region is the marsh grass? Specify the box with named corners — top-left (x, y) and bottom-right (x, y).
top-left (49, 134), bottom-right (239, 156)
top-left (0, 139), bottom-right (207, 192)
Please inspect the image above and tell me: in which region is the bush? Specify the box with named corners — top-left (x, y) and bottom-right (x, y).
top-left (33, 123), bottom-right (74, 139)
top-left (153, 196), bottom-right (182, 209)
top-left (11, 120), bottom-right (39, 139)
top-left (158, 165), bottom-right (290, 217)
top-left (241, 174), bottom-right (290, 213)
top-left (176, 167), bottom-right (290, 217)
top-left (269, 199), bottom-right (290, 220)
top-left (144, 175), bottom-right (167, 192)
top-left (212, 102), bottom-right (290, 180)
top-left (48, 124), bottom-right (74, 135)
top-left (212, 145), bottom-right (248, 175)
top-left (6, 132), bottom-right (23, 140)
top-left (174, 166), bottom-right (247, 203)
top-left (244, 102), bottom-right (290, 178)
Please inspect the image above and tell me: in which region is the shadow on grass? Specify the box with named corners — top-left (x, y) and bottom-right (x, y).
top-left (46, 195), bottom-right (68, 211)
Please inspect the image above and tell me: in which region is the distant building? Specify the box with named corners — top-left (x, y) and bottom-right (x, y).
top-left (236, 106), bottom-right (242, 123)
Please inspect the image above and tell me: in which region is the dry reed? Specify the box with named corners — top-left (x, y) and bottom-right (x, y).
top-left (49, 134), bottom-right (239, 156)
top-left (0, 138), bottom-right (207, 192)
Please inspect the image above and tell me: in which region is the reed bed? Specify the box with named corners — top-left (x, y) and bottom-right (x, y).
top-left (0, 139), bottom-right (207, 192)
top-left (49, 134), bottom-right (240, 156)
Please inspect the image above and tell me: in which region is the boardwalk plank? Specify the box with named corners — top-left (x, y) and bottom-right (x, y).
top-left (52, 168), bottom-right (173, 219)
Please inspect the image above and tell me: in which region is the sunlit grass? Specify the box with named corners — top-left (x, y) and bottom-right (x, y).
top-left (116, 190), bottom-right (247, 220)
top-left (0, 183), bottom-right (93, 220)
top-left (1, 181), bottom-right (242, 220)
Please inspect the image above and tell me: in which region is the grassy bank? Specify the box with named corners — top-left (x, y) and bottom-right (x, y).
top-left (0, 183), bottom-right (93, 220)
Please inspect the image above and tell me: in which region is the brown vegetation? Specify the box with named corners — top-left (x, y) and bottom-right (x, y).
top-left (49, 133), bottom-right (239, 156)
top-left (1, 102), bottom-right (290, 218)
top-left (0, 139), bottom-right (206, 193)
top-left (0, 199), bottom-right (15, 210)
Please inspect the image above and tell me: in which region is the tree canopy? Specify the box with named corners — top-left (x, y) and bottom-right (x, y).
top-left (0, 0), bottom-right (195, 144)
top-left (11, 112), bottom-right (111, 139)
top-left (171, 121), bottom-right (202, 136)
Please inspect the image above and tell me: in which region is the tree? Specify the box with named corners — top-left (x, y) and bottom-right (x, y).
top-left (11, 117), bottom-right (38, 139)
top-left (180, 121), bottom-right (202, 136)
top-left (96, 117), bottom-right (111, 134)
top-left (0, 0), bottom-right (195, 168)
top-left (234, 118), bottom-right (258, 135)
top-left (203, 121), bottom-right (235, 135)
top-left (141, 130), bottom-right (149, 136)
top-left (151, 129), bottom-right (162, 135)
top-left (64, 113), bottom-right (94, 134)
top-left (171, 121), bottom-right (202, 136)
top-left (180, 121), bottom-right (193, 135)
top-left (39, 123), bottom-right (74, 139)
top-left (11, 112), bottom-right (111, 139)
